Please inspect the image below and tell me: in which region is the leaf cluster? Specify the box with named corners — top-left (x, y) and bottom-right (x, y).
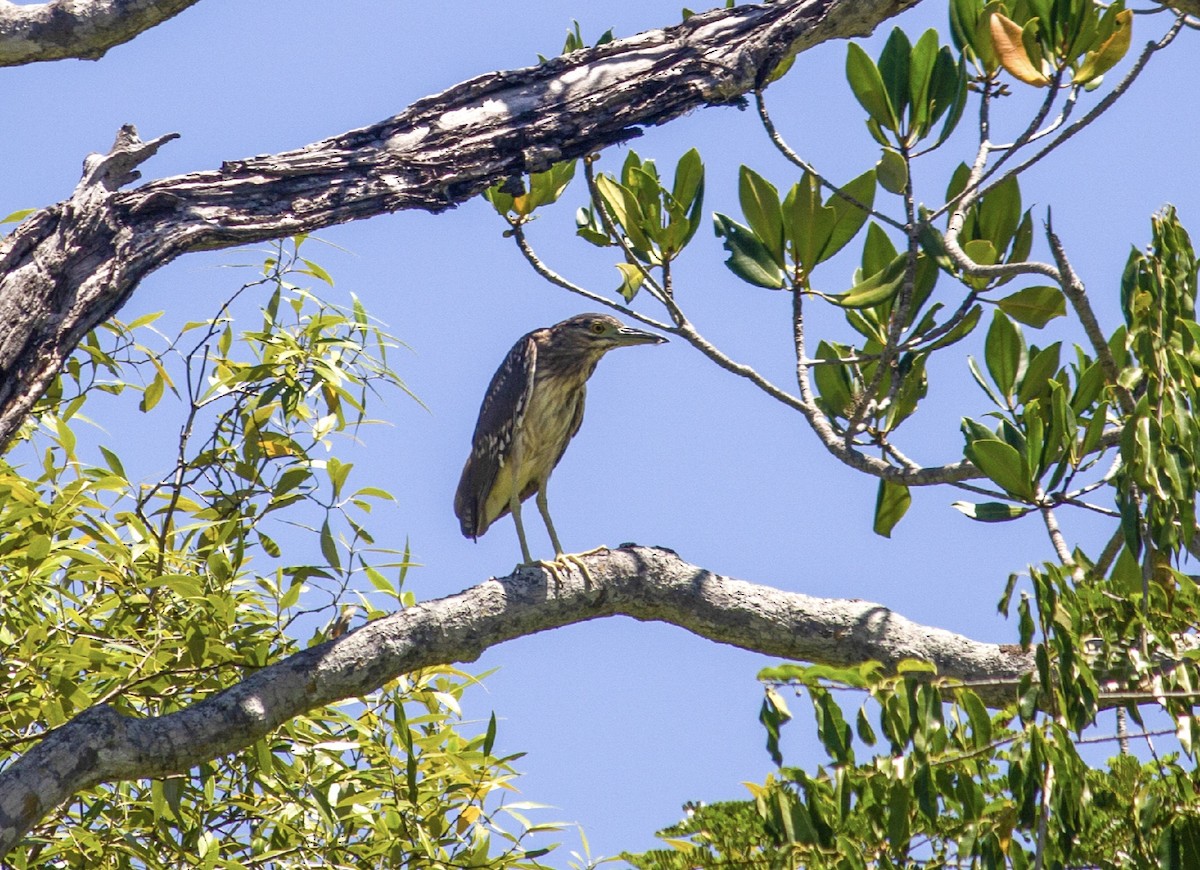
top-left (2, 240), bottom-right (555, 868)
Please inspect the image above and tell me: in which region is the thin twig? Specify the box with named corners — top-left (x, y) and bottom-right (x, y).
top-left (508, 223), bottom-right (672, 332)
top-left (754, 89), bottom-right (906, 231)
top-left (1047, 219), bottom-right (1136, 416)
top-left (1037, 486), bottom-right (1080, 581)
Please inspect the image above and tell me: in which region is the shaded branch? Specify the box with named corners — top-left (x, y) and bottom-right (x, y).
top-left (0, 0), bottom-right (199, 65)
top-left (0, 544), bottom-right (1033, 855)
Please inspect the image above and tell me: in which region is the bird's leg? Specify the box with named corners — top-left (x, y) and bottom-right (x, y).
top-left (508, 477), bottom-right (533, 565)
top-left (535, 484), bottom-right (565, 556)
top-left (534, 484), bottom-right (596, 589)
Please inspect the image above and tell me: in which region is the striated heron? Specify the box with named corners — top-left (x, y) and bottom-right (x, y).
top-left (454, 313), bottom-right (666, 565)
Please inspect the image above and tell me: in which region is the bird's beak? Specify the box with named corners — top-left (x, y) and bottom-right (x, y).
top-left (614, 325), bottom-right (668, 346)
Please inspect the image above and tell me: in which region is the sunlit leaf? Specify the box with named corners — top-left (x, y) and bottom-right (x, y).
top-left (952, 500), bottom-right (1034, 522)
top-left (989, 12), bottom-right (1051, 86)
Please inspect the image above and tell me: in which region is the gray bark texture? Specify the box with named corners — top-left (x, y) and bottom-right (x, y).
top-left (0, 0), bottom-right (201, 65)
top-left (0, 545), bottom-right (1034, 856)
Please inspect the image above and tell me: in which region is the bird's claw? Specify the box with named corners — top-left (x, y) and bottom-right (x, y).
top-left (524, 549), bottom-right (605, 590)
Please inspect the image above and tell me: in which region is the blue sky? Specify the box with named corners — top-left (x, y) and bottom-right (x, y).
top-left (4, 0), bottom-right (1199, 862)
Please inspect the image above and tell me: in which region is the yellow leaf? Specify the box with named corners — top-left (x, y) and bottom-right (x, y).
top-left (1075, 9), bottom-right (1132, 84)
top-left (989, 13), bottom-right (1050, 86)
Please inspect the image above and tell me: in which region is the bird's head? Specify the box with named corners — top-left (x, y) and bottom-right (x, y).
top-left (550, 313), bottom-right (667, 354)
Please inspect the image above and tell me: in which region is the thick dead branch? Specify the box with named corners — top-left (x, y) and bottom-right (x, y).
top-left (0, 0), bottom-right (200, 65)
top-left (0, 545), bottom-right (1031, 856)
top-left (0, 0), bottom-right (913, 453)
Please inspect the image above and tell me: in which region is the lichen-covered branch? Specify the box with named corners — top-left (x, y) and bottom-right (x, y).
top-left (0, 0), bottom-right (200, 65)
top-left (0, 0), bottom-right (914, 454)
top-left (0, 544), bottom-right (1033, 856)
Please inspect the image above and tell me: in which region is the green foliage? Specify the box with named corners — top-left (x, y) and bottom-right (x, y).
top-left (1, 239), bottom-right (554, 868)
top-left (537, 19), bottom-right (614, 62)
top-left (630, 654), bottom-right (1200, 867)
top-left (587, 151), bottom-right (705, 260)
top-left (714, 168), bottom-right (875, 291)
top-left (622, 801), bottom-right (774, 869)
top-left (486, 160), bottom-right (578, 218)
top-left (982, 0), bottom-right (1133, 88)
top-left (1118, 207), bottom-right (1200, 558)
top-left (846, 28), bottom-right (967, 150)
top-left (490, 4), bottom-right (1198, 866)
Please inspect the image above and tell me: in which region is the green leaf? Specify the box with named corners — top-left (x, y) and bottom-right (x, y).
top-left (320, 519), bottom-right (341, 571)
top-left (1016, 341), bottom-right (1062, 406)
top-left (575, 206), bottom-right (612, 247)
top-left (862, 221), bottom-right (898, 276)
top-left (783, 174), bottom-right (829, 273)
top-left (926, 304), bottom-right (983, 351)
top-left (713, 214), bottom-right (785, 289)
top-left (279, 578), bottom-right (302, 609)
top-left (914, 764), bottom-right (938, 820)
top-left (873, 480), bottom-right (911, 537)
top-left (960, 690), bottom-right (993, 745)
top-left (483, 711), bottom-right (498, 756)
top-left (877, 148), bottom-right (908, 195)
top-left (952, 500), bottom-right (1034, 521)
top-left (984, 309), bottom-right (1027, 400)
top-left (759, 687), bottom-right (792, 767)
top-left (1075, 8), bottom-right (1132, 84)
top-left (877, 28), bottom-right (912, 132)
top-left (998, 285), bottom-right (1066, 328)
top-left (668, 148), bottom-right (705, 250)
top-left (98, 445), bottom-right (127, 478)
top-left (821, 170), bottom-right (877, 263)
top-left (888, 783), bottom-right (912, 854)
top-left (738, 166), bottom-right (785, 266)
top-left (614, 262), bottom-right (645, 302)
top-left (979, 173), bottom-right (1022, 253)
top-left (514, 160), bottom-right (577, 215)
top-left (830, 253), bottom-right (906, 309)
top-left (140, 373), bottom-right (165, 413)
top-left (908, 31), bottom-right (940, 133)
top-left (846, 42), bottom-right (897, 132)
top-left (1, 208), bottom-right (34, 225)
top-left (814, 690), bottom-right (853, 764)
top-left (483, 182), bottom-right (515, 215)
top-left (300, 258), bottom-right (334, 286)
top-left (930, 51), bottom-right (968, 147)
top-left (595, 174), bottom-right (654, 254)
top-left (812, 342), bottom-right (856, 419)
top-left (967, 439), bottom-right (1033, 498)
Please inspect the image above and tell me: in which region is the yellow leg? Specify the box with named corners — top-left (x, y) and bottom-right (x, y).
top-left (535, 484), bottom-right (564, 556)
top-left (509, 483), bottom-right (533, 565)
top-left (527, 483), bottom-right (605, 588)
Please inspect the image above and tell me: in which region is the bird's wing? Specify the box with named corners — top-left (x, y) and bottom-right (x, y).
top-left (453, 333), bottom-right (538, 538)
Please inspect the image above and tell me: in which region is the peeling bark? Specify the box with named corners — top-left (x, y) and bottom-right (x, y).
top-left (0, 0), bottom-right (200, 65)
top-left (0, 545), bottom-right (1034, 856)
top-left (0, 0), bottom-right (914, 453)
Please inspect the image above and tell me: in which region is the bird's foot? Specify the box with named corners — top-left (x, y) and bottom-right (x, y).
top-left (555, 547), bottom-right (610, 589)
top-left (525, 549), bottom-right (604, 590)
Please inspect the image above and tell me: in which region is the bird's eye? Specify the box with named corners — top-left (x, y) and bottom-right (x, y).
top-left (590, 321), bottom-right (606, 335)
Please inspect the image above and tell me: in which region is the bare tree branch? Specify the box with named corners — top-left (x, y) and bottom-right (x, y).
top-left (0, 544), bottom-right (1033, 856)
top-left (0, 0), bottom-right (200, 65)
top-left (0, 0), bottom-right (913, 454)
